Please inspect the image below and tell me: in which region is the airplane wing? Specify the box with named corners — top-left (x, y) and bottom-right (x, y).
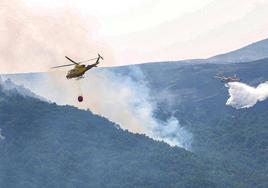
top-left (214, 76), bottom-right (223, 79)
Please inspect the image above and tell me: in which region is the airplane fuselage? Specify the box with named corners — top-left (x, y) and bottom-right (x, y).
top-left (222, 78), bottom-right (240, 83)
top-left (215, 76), bottom-right (240, 83)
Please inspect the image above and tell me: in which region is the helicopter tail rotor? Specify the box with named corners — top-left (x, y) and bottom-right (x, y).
top-left (98, 53), bottom-right (104, 60)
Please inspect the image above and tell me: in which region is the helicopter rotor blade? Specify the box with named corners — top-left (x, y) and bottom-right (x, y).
top-left (51, 64), bottom-right (75, 69)
top-left (65, 56), bottom-right (79, 65)
top-left (77, 57), bottom-right (98, 64)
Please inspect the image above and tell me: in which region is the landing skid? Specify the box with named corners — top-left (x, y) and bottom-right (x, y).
top-left (76, 76), bottom-right (84, 80)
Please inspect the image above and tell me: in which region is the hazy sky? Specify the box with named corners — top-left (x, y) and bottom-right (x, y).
top-left (24, 0), bottom-right (215, 36)
top-left (1, 0), bottom-right (268, 73)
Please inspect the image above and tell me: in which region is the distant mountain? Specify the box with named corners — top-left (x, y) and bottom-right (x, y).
top-left (208, 38), bottom-right (268, 63)
top-left (108, 1), bottom-right (268, 65)
top-left (0, 82), bottom-right (251, 188)
top-left (120, 37), bottom-right (268, 66)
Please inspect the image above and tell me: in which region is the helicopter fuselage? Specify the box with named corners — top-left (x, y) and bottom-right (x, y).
top-left (50, 54), bottom-right (102, 79)
top-left (66, 65), bottom-right (88, 79)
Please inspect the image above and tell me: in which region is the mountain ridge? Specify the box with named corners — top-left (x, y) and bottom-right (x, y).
top-left (208, 37), bottom-right (268, 63)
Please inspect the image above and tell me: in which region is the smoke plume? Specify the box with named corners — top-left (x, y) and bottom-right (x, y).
top-left (6, 68), bottom-right (192, 149)
top-left (226, 81), bottom-right (268, 109)
top-left (80, 68), bottom-right (192, 149)
top-left (0, 0), bottom-right (112, 74)
top-left (0, 129), bottom-right (5, 141)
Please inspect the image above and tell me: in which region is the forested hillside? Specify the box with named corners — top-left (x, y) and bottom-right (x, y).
top-left (0, 82), bottom-right (266, 187)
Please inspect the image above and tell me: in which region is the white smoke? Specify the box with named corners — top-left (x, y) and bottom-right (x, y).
top-left (152, 117), bottom-right (192, 148)
top-left (0, 76), bottom-right (46, 101)
top-left (0, 0), bottom-right (113, 74)
top-left (226, 81), bottom-right (268, 109)
top-left (0, 129), bottom-right (5, 141)
top-left (6, 68), bottom-right (192, 150)
top-left (86, 68), bottom-right (192, 149)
